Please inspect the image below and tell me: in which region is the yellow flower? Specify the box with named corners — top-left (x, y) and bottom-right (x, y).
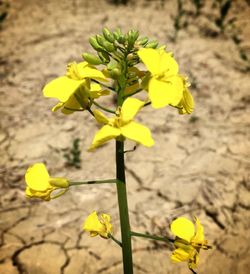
top-left (25, 163), bottom-right (69, 201)
top-left (83, 211), bottom-right (112, 238)
top-left (43, 61), bottom-right (108, 114)
top-left (89, 97), bottom-right (154, 151)
top-left (170, 217), bottom-right (211, 269)
top-left (137, 48), bottom-right (184, 109)
top-left (177, 77), bottom-right (194, 114)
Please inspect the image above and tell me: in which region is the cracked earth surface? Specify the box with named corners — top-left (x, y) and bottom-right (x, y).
top-left (0, 0), bottom-right (250, 273)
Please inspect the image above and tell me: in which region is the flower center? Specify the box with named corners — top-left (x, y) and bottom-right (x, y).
top-left (66, 62), bottom-right (83, 80)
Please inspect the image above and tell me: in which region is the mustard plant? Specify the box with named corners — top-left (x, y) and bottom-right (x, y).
top-left (24, 28), bottom-right (211, 274)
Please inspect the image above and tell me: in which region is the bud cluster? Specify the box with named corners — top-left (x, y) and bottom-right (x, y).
top-left (82, 28), bottom-right (159, 80)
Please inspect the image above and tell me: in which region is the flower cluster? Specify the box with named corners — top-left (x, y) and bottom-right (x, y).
top-left (41, 28), bottom-right (194, 151)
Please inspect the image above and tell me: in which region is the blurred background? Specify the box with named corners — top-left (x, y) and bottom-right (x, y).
top-left (0, 0), bottom-right (249, 273)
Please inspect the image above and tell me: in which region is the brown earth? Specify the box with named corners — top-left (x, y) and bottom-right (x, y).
top-left (0, 0), bottom-right (250, 273)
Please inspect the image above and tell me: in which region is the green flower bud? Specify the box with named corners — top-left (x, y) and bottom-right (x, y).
top-left (107, 59), bottom-right (118, 70)
top-left (113, 31), bottom-right (119, 40)
top-left (137, 37), bottom-right (148, 46)
top-left (127, 53), bottom-right (134, 60)
top-left (82, 53), bottom-right (103, 65)
top-left (130, 30), bottom-right (139, 41)
top-left (117, 35), bottom-right (125, 44)
top-left (110, 68), bottom-right (121, 79)
top-left (95, 35), bottom-right (115, 53)
top-left (89, 37), bottom-right (103, 51)
top-left (113, 28), bottom-right (122, 39)
top-left (96, 34), bottom-right (106, 47)
top-left (102, 28), bottom-right (115, 43)
top-left (127, 30), bottom-right (139, 48)
top-left (145, 40), bottom-right (158, 49)
top-left (113, 28), bottom-right (125, 44)
top-left (102, 41), bottom-right (115, 52)
top-left (97, 51), bottom-right (110, 63)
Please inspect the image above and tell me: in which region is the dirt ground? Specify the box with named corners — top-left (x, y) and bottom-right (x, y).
top-left (0, 0), bottom-right (250, 273)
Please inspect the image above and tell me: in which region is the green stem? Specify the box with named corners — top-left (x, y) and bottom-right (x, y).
top-left (109, 234), bottom-right (122, 248)
top-left (74, 94), bottom-right (86, 109)
top-left (189, 267), bottom-right (197, 274)
top-left (86, 107), bottom-right (95, 117)
top-left (69, 179), bottom-right (117, 186)
top-left (91, 100), bottom-right (116, 114)
top-left (91, 79), bottom-right (116, 91)
top-left (130, 231), bottom-right (174, 244)
top-left (116, 141), bottom-right (133, 274)
top-left (169, 104), bottom-right (182, 109)
top-left (124, 146), bottom-right (136, 154)
top-left (115, 50), bottom-right (134, 274)
top-left (143, 101), bottom-right (151, 107)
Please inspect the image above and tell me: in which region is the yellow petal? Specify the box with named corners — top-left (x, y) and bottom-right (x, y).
top-left (43, 76), bottom-right (84, 102)
top-left (178, 87), bottom-right (194, 114)
top-left (61, 94), bottom-right (84, 114)
top-left (121, 121), bottom-right (154, 147)
top-left (121, 98), bottom-right (145, 123)
top-left (159, 50), bottom-right (179, 76)
top-left (100, 213), bottom-right (112, 236)
top-left (188, 250), bottom-right (199, 269)
top-left (137, 48), bottom-right (160, 75)
top-left (171, 248), bottom-right (191, 262)
top-left (90, 83), bottom-right (110, 98)
top-left (25, 187), bottom-right (52, 201)
top-left (192, 217), bottom-right (205, 243)
top-left (52, 102), bottom-right (64, 112)
top-left (89, 125), bottom-right (121, 151)
top-left (93, 109), bottom-right (109, 124)
top-left (170, 217), bottom-right (195, 242)
top-left (148, 77), bottom-right (183, 108)
top-left (83, 211), bottom-right (104, 236)
top-left (83, 211), bottom-right (112, 238)
top-left (79, 65), bottom-right (107, 81)
top-left (25, 163), bottom-right (50, 192)
top-left (100, 89), bottom-right (110, 96)
top-left (66, 62), bottom-right (87, 80)
top-left (90, 83), bottom-right (102, 91)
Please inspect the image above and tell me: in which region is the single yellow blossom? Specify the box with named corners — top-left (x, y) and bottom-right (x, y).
top-left (177, 77), bottom-right (194, 114)
top-left (137, 48), bottom-right (184, 109)
top-left (43, 61), bottom-right (108, 114)
top-left (83, 211), bottom-right (112, 238)
top-left (170, 217), bottom-right (211, 270)
top-left (89, 97), bottom-right (154, 151)
top-left (25, 163), bottom-right (69, 201)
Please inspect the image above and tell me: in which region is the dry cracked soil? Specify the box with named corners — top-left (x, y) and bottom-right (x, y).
top-left (0, 0), bottom-right (250, 273)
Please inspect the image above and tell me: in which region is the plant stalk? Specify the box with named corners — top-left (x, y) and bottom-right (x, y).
top-left (115, 48), bottom-right (133, 274)
top-left (116, 140), bottom-right (133, 274)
